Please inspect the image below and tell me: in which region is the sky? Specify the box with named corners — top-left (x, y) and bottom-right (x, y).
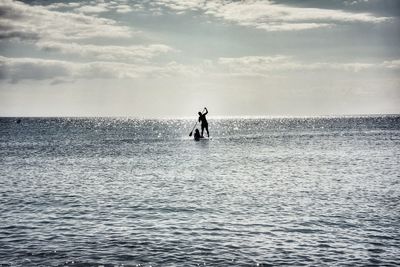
top-left (0, 0), bottom-right (399, 117)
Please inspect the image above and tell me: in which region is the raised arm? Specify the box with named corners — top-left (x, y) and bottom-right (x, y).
top-left (203, 107), bottom-right (208, 115)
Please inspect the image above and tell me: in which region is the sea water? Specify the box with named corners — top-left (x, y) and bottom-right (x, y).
top-left (0, 116), bottom-right (399, 266)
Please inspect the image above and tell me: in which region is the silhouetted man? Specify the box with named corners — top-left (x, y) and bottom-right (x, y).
top-left (198, 107), bottom-right (209, 138)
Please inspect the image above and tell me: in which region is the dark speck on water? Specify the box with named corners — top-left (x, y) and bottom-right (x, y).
top-left (0, 116), bottom-right (399, 266)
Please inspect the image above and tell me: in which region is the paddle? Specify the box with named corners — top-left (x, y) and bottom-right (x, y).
top-left (189, 108), bottom-right (205, 137)
top-left (188, 122), bottom-right (198, 137)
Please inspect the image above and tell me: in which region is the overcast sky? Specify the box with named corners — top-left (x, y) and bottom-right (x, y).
top-left (0, 0), bottom-right (399, 117)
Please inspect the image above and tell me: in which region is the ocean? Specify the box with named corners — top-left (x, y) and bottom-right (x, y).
top-left (0, 116), bottom-right (399, 266)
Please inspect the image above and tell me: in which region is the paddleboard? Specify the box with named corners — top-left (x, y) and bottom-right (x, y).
top-left (194, 137), bottom-right (211, 141)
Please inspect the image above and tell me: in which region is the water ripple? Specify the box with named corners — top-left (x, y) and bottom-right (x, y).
top-left (0, 116), bottom-right (399, 266)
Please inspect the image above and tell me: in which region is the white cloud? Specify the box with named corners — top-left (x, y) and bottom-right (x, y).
top-left (0, 56), bottom-right (200, 83)
top-left (255, 23), bottom-right (332, 31)
top-left (45, 2), bottom-right (82, 10)
top-left (36, 42), bottom-right (176, 61)
top-left (214, 1), bottom-right (390, 31)
top-left (381, 60), bottom-right (400, 69)
top-left (216, 56), bottom-right (394, 76)
top-left (151, 0), bottom-right (205, 12)
top-left (75, 4), bottom-right (109, 14)
top-left (2, 55), bottom-right (398, 83)
top-left (150, 0), bottom-right (390, 31)
top-left (46, 1), bottom-right (134, 14)
top-left (115, 4), bottom-right (133, 13)
top-left (0, 0), bottom-right (132, 42)
top-left (0, 0), bottom-right (176, 65)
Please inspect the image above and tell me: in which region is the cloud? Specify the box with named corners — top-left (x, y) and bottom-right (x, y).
top-left (213, 1), bottom-right (390, 31)
top-left (2, 55), bottom-right (399, 83)
top-left (381, 59), bottom-right (400, 69)
top-left (0, 56), bottom-right (76, 83)
top-left (0, 56), bottom-right (201, 83)
top-left (151, 0), bottom-right (205, 12)
top-left (0, 29), bottom-right (39, 41)
top-left (45, 1), bottom-right (135, 14)
top-left (149, 0), bottom-right (391, 31)
top-left (345, 0), bottom-right (370, 6)
top-left (115, 4), bottom-right (133, 13)
top-left (45, 2), bottom-right (82, 10)
top-left (0, 1), bottom-right (176, 64)
top-left (0, 0), bottom-right (132, 42)
top-left (74, 4), bottom-right (109, 14)
top-left (216, 56), bottom-right (396, 76)
top-left (0, 0), bottom-right (184, 85)
top-left (36, 42), bottom-right (176, 61)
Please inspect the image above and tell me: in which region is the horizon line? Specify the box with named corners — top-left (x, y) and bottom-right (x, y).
top-left (1, 113), bottom-right (399, 120)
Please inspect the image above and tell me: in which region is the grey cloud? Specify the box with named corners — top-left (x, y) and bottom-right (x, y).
top-left (0, 56), bottom-right (200, 83)
top-left (0, 0), bottom-right (179, 82)
top-left (2, 54), bottom-right (398, 84)
top-left (343, 0), bottom-right (400, 16)
top-left (0, 0), bottom-right (132, 43)
top-left (0, 56), bottom-right (73, 83)
top-left (0, 30), bottom-right (39, 40)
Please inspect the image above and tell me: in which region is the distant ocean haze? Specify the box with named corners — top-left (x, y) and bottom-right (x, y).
top-left (0, 116), bottom-right (399, 266)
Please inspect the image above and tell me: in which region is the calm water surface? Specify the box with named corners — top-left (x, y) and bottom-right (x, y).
top-left (1, 116), bottom-right (399, 266)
